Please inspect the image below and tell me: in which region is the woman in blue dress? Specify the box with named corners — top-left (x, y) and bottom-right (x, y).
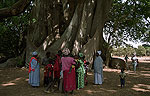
top-left (28, 51), bottom-right (40, 87)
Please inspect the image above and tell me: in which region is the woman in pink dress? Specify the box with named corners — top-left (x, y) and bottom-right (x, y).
top-left (61, 48), bottom-right (76, 95)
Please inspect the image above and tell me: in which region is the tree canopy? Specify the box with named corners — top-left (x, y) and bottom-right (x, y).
top-left (104, 0), bottom-right (150, 47)
top-left (0, 0), bottom-right (32, 62)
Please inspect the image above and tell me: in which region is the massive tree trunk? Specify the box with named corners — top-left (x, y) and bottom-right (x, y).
top-left (0, 0), bottom-right (112, 68)
top-left (26, 0), bottom-right (112, 68)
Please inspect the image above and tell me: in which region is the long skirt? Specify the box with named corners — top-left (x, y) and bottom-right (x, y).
top-left (63, 68), bottom-right (76, 91)
top-left (94, 73), bottom-right (102, 85)
top-left (77, 71), bottom-right (85, 89)
top-left (28, 69), bottom-right (40, 86)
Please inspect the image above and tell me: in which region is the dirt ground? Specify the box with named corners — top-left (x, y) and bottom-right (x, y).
top-left (0, 61), bottom-right (150, 96)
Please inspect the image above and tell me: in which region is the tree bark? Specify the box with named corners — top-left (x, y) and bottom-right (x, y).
top-left (0, 0), bottom-right (112, 68)
top-left (25, 0), bottom-right (112, 67)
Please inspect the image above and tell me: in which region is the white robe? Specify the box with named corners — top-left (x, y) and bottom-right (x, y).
top-left (94, 56), bottom-right (103, 84)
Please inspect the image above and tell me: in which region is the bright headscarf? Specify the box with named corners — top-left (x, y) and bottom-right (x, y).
top-left (32, 51), bottom-right (38, 56)
top-left (62, 48), bottom-right (70, 55)
top-left (97, 51), bottom-right (101, 55)
top-left (79, 53), bottom-right (83, 58)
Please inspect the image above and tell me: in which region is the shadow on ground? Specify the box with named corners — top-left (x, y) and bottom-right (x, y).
top-left (0, 61), bottom-right (150, 96)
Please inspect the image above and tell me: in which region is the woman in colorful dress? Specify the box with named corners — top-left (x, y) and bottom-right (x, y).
top-left (76, 53), bottom-right (85, 90)
top-left (61, 48), bottom-right (76, 95)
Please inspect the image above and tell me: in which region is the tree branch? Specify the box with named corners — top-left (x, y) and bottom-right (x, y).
top-left (0, 0), bottom-right (31, 19)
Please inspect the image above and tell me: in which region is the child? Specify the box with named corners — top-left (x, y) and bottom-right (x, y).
top-left (119, 68), bottom-right (126, 88)
top-left (42, 52), bottom-right (53, 87)
top-left (44, 61), bottom-right (55, 93)
top-left (44, 63), bottom-right (53, 87)
top-left (84, 61), bottom-right (89, 85)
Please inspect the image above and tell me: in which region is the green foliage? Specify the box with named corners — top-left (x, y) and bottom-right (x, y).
top-left (32, 18), bottom-right (37, 23)
top-left (124, 46), bottom-right (136, 56)
top-left (0, 0), bottom-right (32, 59)
top-left (145, 47), bottom-right (150, 56)
top-left (143, 44), bottom-right (150, 56)
top-left (112, 45), bottom-right (150, 56)
top-left (0, 0), bottom-right (18, 8)
top-left (112, 47), bottom-right (127, 56)
top-left (103, 0), bottom-right (150, 47)
top-left (136, 45), bottom-right (146, 56)
top-left (0, 15), bottom-right (29, 57)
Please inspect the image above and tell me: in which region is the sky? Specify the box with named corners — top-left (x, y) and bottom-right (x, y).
top-left (125, 41), bottom-right (144, 48)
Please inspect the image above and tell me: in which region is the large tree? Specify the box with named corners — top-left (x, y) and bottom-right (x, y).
top-left (0, 0), bottom-right (112, 67)
top-left (26, 0), bottom-right (112, 66)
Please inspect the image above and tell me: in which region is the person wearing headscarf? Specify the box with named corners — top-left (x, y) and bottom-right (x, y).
top-left (83, 56), bottom-right (89, 85)
top-left (94, 51), bottom-right (103, 85)
top-left (61, 48), bottom-right (76, 95)
top-left (76, 52), bottom-right (85, 90)
top-left (28, 51), bottom-right (40, 87)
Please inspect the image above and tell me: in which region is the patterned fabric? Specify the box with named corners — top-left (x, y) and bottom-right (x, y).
top-left (76, 59), bottom-right (85, 89)
top-left (84, 60), bottom-right (88, 85)
top-left (79, 53), bottom-right (83, 58)
top-left (44, 64), bottom-right (53, 86)
top-left (44, 64), bottom-right (53, 78)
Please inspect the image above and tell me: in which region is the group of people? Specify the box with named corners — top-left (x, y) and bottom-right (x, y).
top-left (28, 48), bottom-right (141, 94)
top-left (28, 48), bottom-right (104, 95)
top-left (28, 48), bottom-right (133, 94)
